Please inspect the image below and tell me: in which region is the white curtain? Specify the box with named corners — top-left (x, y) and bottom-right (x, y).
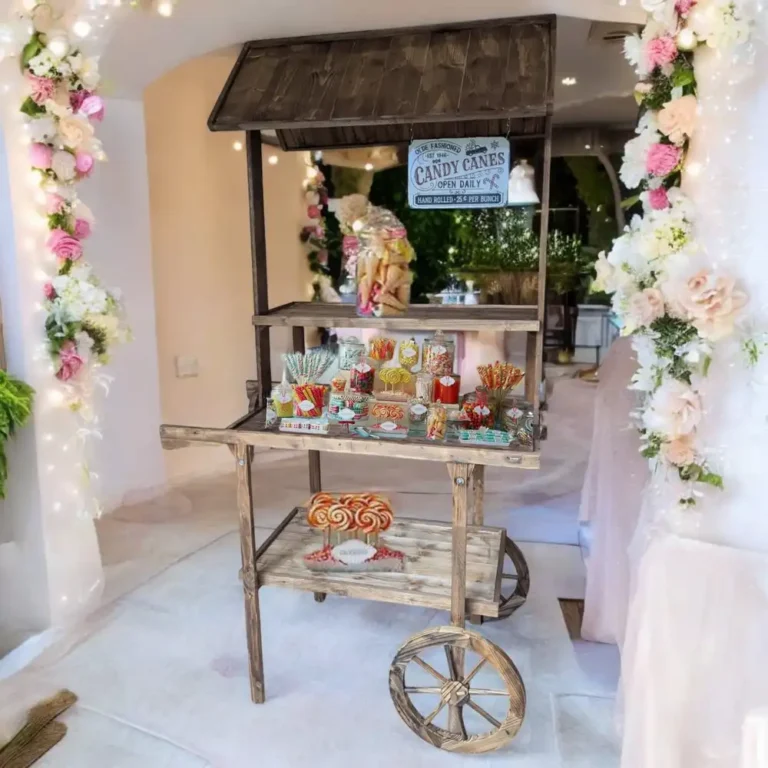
top-left (621, 10), bottom-right (768, 767)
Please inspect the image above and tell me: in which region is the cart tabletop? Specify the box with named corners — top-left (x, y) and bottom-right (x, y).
top-left (160, 408), bottom-right (540, 470)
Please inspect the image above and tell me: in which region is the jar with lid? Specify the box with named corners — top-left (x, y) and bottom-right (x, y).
top-left (423, 331), bottom-right (454, 377)
top-left (426, 403), bottom-right (447, 441)
top-left (415, 373), bottom-right (433, 402)
top-left (408, 397), bottom-right (428, 425)
top-left (271, 382), bottom-right (294, 419)
top-left (398, 338), bottom-right (419, 371)
top-left (338, 337), bottom-right (365, 371)
top-left (461, 387), bottom-right (494, 429)
top-left (433, 373), bottom-right (461, 405)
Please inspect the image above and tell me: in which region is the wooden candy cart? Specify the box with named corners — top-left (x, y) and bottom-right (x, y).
top-left (161, 15), bottom-right (554, 754)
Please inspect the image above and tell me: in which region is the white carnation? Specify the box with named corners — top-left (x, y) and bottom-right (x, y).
top-left (70, 54), bottom-right (100, 89)
top-left (26, 115), bottom-right (57, 142)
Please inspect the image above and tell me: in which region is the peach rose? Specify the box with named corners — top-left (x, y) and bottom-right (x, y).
top-left (658, 95), bottom-right (698, 145)
top-left (628, 287), bottom-right (665, 328)
top-left (58, 115), bottom-right (94, 150)
top-left (678, 269), bottom-right (747, 341)
top-left (661, 435), bottom-right (696, 467)
top-left (644, 379), bottom-right (702, 439)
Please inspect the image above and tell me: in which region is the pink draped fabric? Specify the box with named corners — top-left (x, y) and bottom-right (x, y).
top-left (580, 337), bottom-right (648, 645)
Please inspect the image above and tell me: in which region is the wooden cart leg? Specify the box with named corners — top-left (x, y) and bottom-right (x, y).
top-left (236, 443), bottom-right (265, 704)
top-left (469, 464), bottom-right (486, 625)
top-left (447, 462), bottom-right (473, 737)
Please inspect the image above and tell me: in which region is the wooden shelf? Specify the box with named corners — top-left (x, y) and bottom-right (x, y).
top-left (161, 408), bottom-right (540, 470)
top-left (252, 302), bottom-right (540, 332)
top-left (256, 508), bottom-right (506, 618)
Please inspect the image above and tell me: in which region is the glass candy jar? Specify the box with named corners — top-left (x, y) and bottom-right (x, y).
top-left (461, 387), bottom-right (494, 429)
top-left (271, 382), bottom-right (294, 419)
top-left (433, 373), bottom-right (461, 405)
top-left (423, 331), bottom-right (454, 376)
top-left (415, 373), bottom-right (433, 402)
top-left (408, 397), bottom-right (428, 424)
top-left (398, 338), bottom-right (419, 371)
top-left (338, 337), bottom-right (365, 371)
top-left (426, 403), bottom-right (447, 441)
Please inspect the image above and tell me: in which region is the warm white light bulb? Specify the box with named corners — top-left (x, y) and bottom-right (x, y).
top-left (46, 35), bottom-right (70, 58)
top-left (268, 155), bottom-right (279, 165)
top-left (157, 1), bottom-right (173, 17)
top-left (47, 389), bottom-right (65, 406)
top-left (584, 144), bottom-right (592, 150)
top-left (352, 219), bottom-right (364, 233)
top-left (677, 28), bottom-right (697, 51)
top-left (364, 162), bottom-right (374, 171)
top-left (73, 20), bottom-right (92, 38)
top-left (306, 166), bottom-right (318, 179)
top-left (561, 76), bottom-right (577, 86)
top-left (232, 140), bottom-right (243, 151)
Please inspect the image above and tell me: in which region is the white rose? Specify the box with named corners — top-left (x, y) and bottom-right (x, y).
top-left (73, 200), bottom-right (94, 225)
top-left (58, 114), bottom-right (94, 150)
top-left (70, 55), bottom-right (100, 89)
top-left (27, 115), bottom-right (57, 142)
top-left (51, 150), bottom-right (76, 181)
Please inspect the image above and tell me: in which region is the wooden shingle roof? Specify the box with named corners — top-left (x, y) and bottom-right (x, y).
top-left (209, 16), bottom-right (556, 150)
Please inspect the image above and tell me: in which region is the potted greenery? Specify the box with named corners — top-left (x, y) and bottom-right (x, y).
top-left (0, 371), bottom-right (34, 498)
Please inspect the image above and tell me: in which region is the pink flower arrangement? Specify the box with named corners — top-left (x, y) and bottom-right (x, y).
top-left (647, 143), bottom-right (682, 177)
top-left (307, 204), bottom-right (321, 219)
top-left (75, 151), bottom-right (94, 177)
top-left (70, 89), bottom-right (88, 112)
top-left (56, 341), bottom-right (84, 382)
top-left (675, 0), bottom-right (696, 15)
top-left (80, 94), bottom-right (105, 122)
top-left (645, 36), bottom-right (678, 70)
top-left (30, 142), bottom-right (53, 169)
top-left (27, 74), bottom-right (55, 105)
top-left (661, 435), bottom-right (696, 467)
top-left (43, 282), bottom-right (55, 300)
top-left (73, 218), bottom-right (91, 239)
top-left (648, 187), bottom-right (670, 210)
top-left (47, 229), bottom-right (83, 262)
top-left (46, 193), bottom-right (66, 215)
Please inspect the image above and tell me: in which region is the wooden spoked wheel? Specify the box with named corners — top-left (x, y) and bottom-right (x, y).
top-left (485, 536), bottom-right (530, 622)
top-left (389, 626), bottom-right (526, 753)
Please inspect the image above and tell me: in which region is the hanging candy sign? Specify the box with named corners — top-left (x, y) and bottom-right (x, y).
top-left (408, 137), bottom-right (510, 209)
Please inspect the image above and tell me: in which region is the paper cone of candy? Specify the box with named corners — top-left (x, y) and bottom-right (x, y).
top-left (303, 492), bottom-right (404, 572)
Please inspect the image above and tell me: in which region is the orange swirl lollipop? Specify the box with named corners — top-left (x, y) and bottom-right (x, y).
top-left (307, 504), bottom-right (331, 530)
top-left (309, 492), bottom-right (334, 508)
top-left (328, 503), bottom-right (355, 532)
top-left (369, 498), bottom-right (394, 532)
top-left (354, 507), bottom-right (381, 536)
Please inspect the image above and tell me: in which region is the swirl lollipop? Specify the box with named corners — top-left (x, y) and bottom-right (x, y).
top-left (328, 503), bottom-right (355, 533)
top-left (354, 507), bottom-right (381, 539)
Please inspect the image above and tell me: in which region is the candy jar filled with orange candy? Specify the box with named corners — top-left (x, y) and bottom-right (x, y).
top-left (432, 373), bottom-right (461, 405)
top-left (368, 335), bottom-right (396, 364)
top-left (461, 387), bottom-right (494, 429)
top-left (356, 207), bottom-right (414, 318)
top-left (423, 331), bottom-right (454, 376)
top-left (477, 361), bottom-right (525, 426)
top-left (426, 403), bottom-right (447, 441)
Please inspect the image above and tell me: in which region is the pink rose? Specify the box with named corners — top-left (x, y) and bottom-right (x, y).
top-left (27, 74), bottom-right (55, 105)
top-left (646, 36), bottom-right (678, 70)
top-left (43, 282), bottom-right (55, 300)
top-left (658, 95), bottom-right (698, 145)
top-left (30, 142), bottom-right (53, 169)
top-left (47, 229), bottom-right (83, 262)
top-left (648, 187), bottom-right (670, 210)
top-left (628, 288), bottom-right (665, 328)
top-left (646, 143), bottom-right (682, 177)
top-left (73, 218), bottom-right (91, 239)
top-left (661, 435), bottom-right (696, 467)
top-left (80, 94), bottom-right (105, 122)
top-left (70, 89), bottom-right (89, 112)
top-left (46, 193), bottom-right (66, 214)
top-left (74, 151), bottom-right (94, 177)
top-left (307, 204), bottom-right (321, 219)
top-left (56, 341), bottom-right (83, 382)
top-left (678, 269), bottom-right (747, 341)
top-left (675, 0), bottom-right (696, 15)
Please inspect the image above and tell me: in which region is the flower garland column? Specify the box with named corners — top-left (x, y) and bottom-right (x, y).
top-left (602, 1), bottom-right (768, 766)
top-left (0, 0), bottom-right (129, 628)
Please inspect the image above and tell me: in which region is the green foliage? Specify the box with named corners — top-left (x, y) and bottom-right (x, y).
top-left (453, 208), bottom-right (538, 273)
top-left (565, 156), bottom-right (617, 253)
top-left (20, 34), bottom-right (42, 72)
top-left (548, 230), bottom-right (589, 295)
top-left (20, 97), bottom-right (45, 118)
top-left (330, 166), bottom-right (370, 197)
top-left (0, 372), bottom-right (35, 498)
top-left (680, 463), bottom-right (724, 490)
top-left (649, 315), bottom-right (698, 359)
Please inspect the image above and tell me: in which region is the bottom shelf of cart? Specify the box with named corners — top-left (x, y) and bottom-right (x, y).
top-left (256, 509), bottom-right (506, 619)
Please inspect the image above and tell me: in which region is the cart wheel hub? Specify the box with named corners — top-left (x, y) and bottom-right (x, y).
top-left (440, 680), bottom-right (469, 706)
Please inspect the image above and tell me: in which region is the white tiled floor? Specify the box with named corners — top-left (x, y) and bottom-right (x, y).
top-left (0, 375), bottom-right (622, 766)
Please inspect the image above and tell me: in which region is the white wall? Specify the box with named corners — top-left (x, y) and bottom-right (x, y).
top-left (144, 53), bottom-right (312, 483)
top-left (80, 98), bottom-right (166, 509)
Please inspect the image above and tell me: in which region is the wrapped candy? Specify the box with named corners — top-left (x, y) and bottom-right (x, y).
top-left (426, 403), bottom-right (447, 441)
top-left (369, 336), bottom-right (396, 363)
top-left (423, 331), bottom-right (454, 377)
top-left (338, 337), bottom-right (365, 371)
top-left (292, 383), bottom-right (326, 418)
top-left (398, 338), bottom-right (419, 371)
top-left (356, 206), bottom-right (414, 318)
top-left (461, 388), bottom-right (494, 429)
top-left (350, 362), bottom-right (374, 394)
top-left (271, 380), bottom-right (294, 418)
